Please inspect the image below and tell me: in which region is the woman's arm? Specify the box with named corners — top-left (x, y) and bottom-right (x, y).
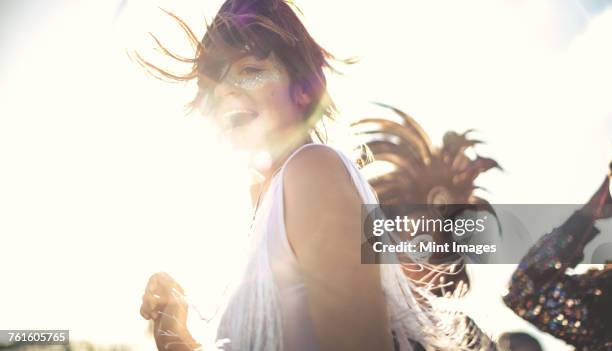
top-left (283, 145), bottom-right (395, 351)
top-left (503, 175), bottom-right (612, 347)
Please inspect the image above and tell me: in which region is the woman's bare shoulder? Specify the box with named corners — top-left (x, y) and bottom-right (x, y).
top-left (282, 144), bottom-right (352, 193)
top-left (282, 144), bottom-right (362, 248)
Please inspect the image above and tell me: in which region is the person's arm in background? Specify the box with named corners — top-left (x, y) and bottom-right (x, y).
top-left (284, 145), bottom-right (395, 351)
top-left (503, 171), bottom-right (612, 348)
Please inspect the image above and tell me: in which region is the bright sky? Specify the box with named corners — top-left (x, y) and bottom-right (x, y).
top-left (0, 1), bottom-right (611, 350)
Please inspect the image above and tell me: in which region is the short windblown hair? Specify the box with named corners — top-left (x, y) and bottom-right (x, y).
top-left (136, 0), bottom-right (350, 139)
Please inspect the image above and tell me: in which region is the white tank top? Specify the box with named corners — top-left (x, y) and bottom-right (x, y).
top-left (254, 143), bottom-right (380, 350)
top-left (211, 143), bottom-right (479, 351)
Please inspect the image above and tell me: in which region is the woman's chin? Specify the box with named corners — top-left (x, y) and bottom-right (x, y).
top-left (226, 131), bottom-right (267, 153)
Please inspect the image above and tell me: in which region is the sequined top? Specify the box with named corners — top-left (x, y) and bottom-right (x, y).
top-left (503, 211), bottom-right (612, 350)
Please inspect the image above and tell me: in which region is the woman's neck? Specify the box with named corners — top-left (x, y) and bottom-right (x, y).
top-left (248, 137), bottom-right (314, 207)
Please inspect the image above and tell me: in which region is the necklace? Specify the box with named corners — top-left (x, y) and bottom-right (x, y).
top-left (248, 140), bottom-right (312, 231)
top-left (249, 166), bottom-right (282, 232)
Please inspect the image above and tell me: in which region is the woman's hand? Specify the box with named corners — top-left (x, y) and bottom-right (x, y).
top-left (140, 272), bottom-right (200, 351)
top-left (140, 272), bottom-right (186, 321)
top-left (580, 168), bottom-right (612, 220)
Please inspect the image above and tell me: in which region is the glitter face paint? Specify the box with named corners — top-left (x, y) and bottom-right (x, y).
top-left (225, 64), bottom-right (281, 90)
top-left (215, 54), bottom-right (283, 91)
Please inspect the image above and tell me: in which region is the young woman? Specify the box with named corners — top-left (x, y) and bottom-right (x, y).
top-left (138, 1), bottom-right (489, 350)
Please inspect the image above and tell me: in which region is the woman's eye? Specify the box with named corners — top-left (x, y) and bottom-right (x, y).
top-left (240, 66), bottom-right (263, 75)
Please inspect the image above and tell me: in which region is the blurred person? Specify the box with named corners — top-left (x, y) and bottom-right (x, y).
top-left (136, 0), bottom-right (493, 350)
top-left (354, 106), bottom-right (612, 351)
top-left (351, 104), bottom-right (502, 296)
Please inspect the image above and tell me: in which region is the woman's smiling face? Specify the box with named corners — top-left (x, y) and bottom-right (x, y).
top-left (205, 53), bottom-right (308, 152)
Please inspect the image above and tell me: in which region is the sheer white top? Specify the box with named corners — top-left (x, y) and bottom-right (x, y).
top-left (256, 143), bottom-right (379, 350)
top-left (212, 143), bottom-right (475, 351)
